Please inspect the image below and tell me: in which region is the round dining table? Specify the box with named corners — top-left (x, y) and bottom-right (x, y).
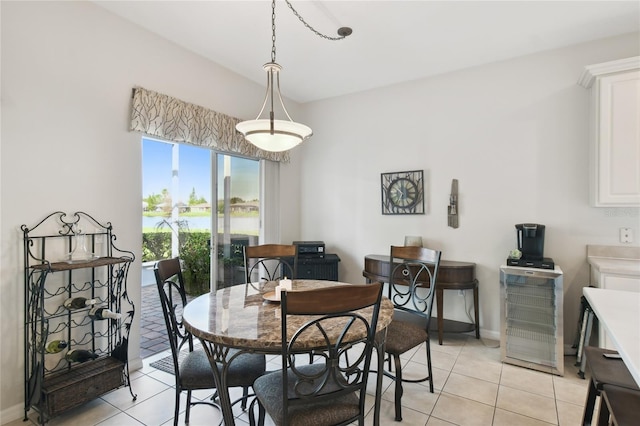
top-left (183, 279), bottom-right (393, 426)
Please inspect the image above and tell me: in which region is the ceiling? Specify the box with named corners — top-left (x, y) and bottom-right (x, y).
top-left (94, 1), bottom-right (640, 103)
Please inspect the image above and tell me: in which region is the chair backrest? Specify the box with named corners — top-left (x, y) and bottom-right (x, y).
top-left (154, 257), bottom-right (193, 378)
top-left (244, 244), bottom-right (298, 287)
top-left (389, 245), bottom-right (442, 328)
top-left (279, 282), bottom-right (384, 425)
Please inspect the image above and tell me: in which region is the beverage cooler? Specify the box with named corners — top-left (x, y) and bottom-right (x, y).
top-left (500, 265), bottom-right (564, 376)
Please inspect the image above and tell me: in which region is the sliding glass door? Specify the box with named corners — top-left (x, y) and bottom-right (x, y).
top-left (142, 137), bottom-right (260, 294)
top-left (214, 154), bottom-right (260, 289)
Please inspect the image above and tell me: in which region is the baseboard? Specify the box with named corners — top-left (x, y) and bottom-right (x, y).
top-left (1, 403), bottom-right (24, 425)
top-left (479, 328), bottom-right (500, 342)
top-left (128, 356), bottom-right (143, 372)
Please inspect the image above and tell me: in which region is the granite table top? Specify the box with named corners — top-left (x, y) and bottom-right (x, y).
top-left (183, 279), bottom-right (393, 352)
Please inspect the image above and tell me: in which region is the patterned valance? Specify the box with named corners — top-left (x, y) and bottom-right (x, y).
top-left (129, 87), bottom-right (290, 163)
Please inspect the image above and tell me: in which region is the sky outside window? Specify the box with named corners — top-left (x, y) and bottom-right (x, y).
top-left (142, 138), bottom-right (259, 203)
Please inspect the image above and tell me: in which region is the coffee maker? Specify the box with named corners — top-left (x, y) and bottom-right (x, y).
top-left (517, 223), bottom-right (545, 260)
top-left (507, 223), bottom-right (554, 269)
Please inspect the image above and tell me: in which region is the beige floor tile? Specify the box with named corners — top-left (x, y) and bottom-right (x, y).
top-left (426, 416), bottom-right (457, 425)
top-left (459, 338), bottom-right (502, 361)
top-left (493, 408), bottom-right (555, 425)
top-left (443, 372), bottom-right (499, 406)
top-left (94, 412), bottom-right (145, 425)
top-left (553, 374), bottom-right (589, 406)
top-left (496, 385), bottom-right (558, 424)
top-left (500, 363), bottom-right (555, 397)
top-left (367, 397), bottom-right (429, 425)
top-left (389, 359), bottom-right (448, 390)
top-left (43, 398), bottom-right (122, 426)
top-left (432, 393), bottom-right (495, 425)
top-left (167, 401), bottom-right (224, 426)
top-left (381, 381), bottom-right (439, 415)
top-left (452, 353), bottom-right (503, 383)
top-left (124, 387), bottom-right (179, 425)
top-left (556, 400), bottom-right (585, 426)
top-left (101, 374), bottom-right (169, 409)
top-left (428, 346), bottom-right (458, 372)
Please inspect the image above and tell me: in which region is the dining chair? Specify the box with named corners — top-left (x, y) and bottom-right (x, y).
top-left (249, 282), bottom-right (384, 426)
top-left (154, 257), bottom-right (266, 425)
top-left (581, 346), bottom-right (639, 425)
top-left (244, 244), bottom-right (298, 290)
top-left (383, 245), bottom-right (441, 421)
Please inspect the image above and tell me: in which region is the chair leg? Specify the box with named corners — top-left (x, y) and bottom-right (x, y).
top-left (174, 389), bottom-right (181, 426)
top-left (426, 340), bottom-right (434, 393)
top-left (185, 389), bottom-right (192, 424)
top-left (596, 391), bottom-right (610, 426)
top-left (393, 354), bottom-right (403, 422)
top-left (248, 396), bottom-right (266, 426)
top-left (581, 379), bottom-right (598, 426)
top-left (241, 386), bottom-right (249, 410)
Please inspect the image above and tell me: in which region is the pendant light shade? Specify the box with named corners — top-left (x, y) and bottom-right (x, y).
top-left (236, 0), bottom-right (350, 153)
top-left (236, 62), bottom-right (312, 152)
top-left (236, 119), bottom-right (312, 152)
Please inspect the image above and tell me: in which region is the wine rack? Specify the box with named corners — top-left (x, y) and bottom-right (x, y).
top-left (22, 211), bottom-right (137, 424)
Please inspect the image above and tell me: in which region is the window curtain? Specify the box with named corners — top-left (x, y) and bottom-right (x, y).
top-left (129, 87), bottom-right (290, 163)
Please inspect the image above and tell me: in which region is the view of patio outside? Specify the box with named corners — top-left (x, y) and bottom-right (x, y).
top-left (142, 137), bottom-right (260, 293)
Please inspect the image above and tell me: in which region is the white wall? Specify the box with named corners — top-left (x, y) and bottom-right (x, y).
top-left (298, 32), bottom-right (640, 344)
top-left (0, 1), bottom-right (301, 421)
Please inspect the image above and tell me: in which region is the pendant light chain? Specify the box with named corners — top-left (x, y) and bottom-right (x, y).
top-left (271, 0), bottom-right (277, 63)
top-left (284, 0), bottom-right (352, 41)
top-left (236, 0), bottom-right (350, 152)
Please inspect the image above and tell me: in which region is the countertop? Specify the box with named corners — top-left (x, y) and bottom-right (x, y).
top-left (588, 257), bottom-right (640, 276)
top-left (587, 245), bottom-right (640, 277)
top-left (583, 287), bottom-right (640, 387)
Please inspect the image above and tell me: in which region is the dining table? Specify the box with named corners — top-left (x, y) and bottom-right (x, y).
top-left (583, 287), bottom-right (640, 387)
top-left (182, 279), bottom-right (394, 426)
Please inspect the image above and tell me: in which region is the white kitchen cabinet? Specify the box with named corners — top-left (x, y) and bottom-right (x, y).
top-left (578, 57), bottom-right (640, 207)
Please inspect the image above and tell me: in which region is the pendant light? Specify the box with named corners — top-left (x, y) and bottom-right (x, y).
top-left (236, 0), bottom-right (352, 152)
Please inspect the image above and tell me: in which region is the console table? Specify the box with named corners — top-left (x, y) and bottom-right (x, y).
top-left (363, 254), bottom-right (479, 344)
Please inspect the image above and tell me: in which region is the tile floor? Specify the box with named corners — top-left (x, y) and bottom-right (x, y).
top-left (13, 333), bottom-right (592, 426)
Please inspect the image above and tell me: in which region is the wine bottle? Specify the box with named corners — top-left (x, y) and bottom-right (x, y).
top-left (63, 297), bottom-right (97, 310)
top-left (45, 339), bottom-right (68, 354)
top-left (88, 306), bottom-right (122, 321)
top-left (65, 349), bottom-right (98, 363)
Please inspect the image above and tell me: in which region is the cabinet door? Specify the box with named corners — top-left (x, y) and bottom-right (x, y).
top-left (594, 69), bottom-right (640, 206)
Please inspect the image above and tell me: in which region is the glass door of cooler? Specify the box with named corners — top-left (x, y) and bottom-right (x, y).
top-left (500, 266), bottom-right (564, 376)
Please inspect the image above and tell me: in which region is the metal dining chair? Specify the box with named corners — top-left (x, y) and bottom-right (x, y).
top-left (249, 282), bottom-right (384, 426)
top-left (383, 245), bottom-right (442, 421)
top-left (243, 244), bottom-right (298, 290)
top-left (154, 257), bottom-right (266, 425)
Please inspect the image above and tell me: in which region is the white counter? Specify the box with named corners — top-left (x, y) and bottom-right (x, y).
top-left (588, 257), bottom-right (640, 277)
top-left (583, 287), bottom-right (640, 387)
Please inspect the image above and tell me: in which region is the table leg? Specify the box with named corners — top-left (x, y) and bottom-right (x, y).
top-left (199, 339), bottom-right (236, 426)
top-left (436, 288), bottom-right (444, 345)
top-left (473, 284), bottom-right (480, 339)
